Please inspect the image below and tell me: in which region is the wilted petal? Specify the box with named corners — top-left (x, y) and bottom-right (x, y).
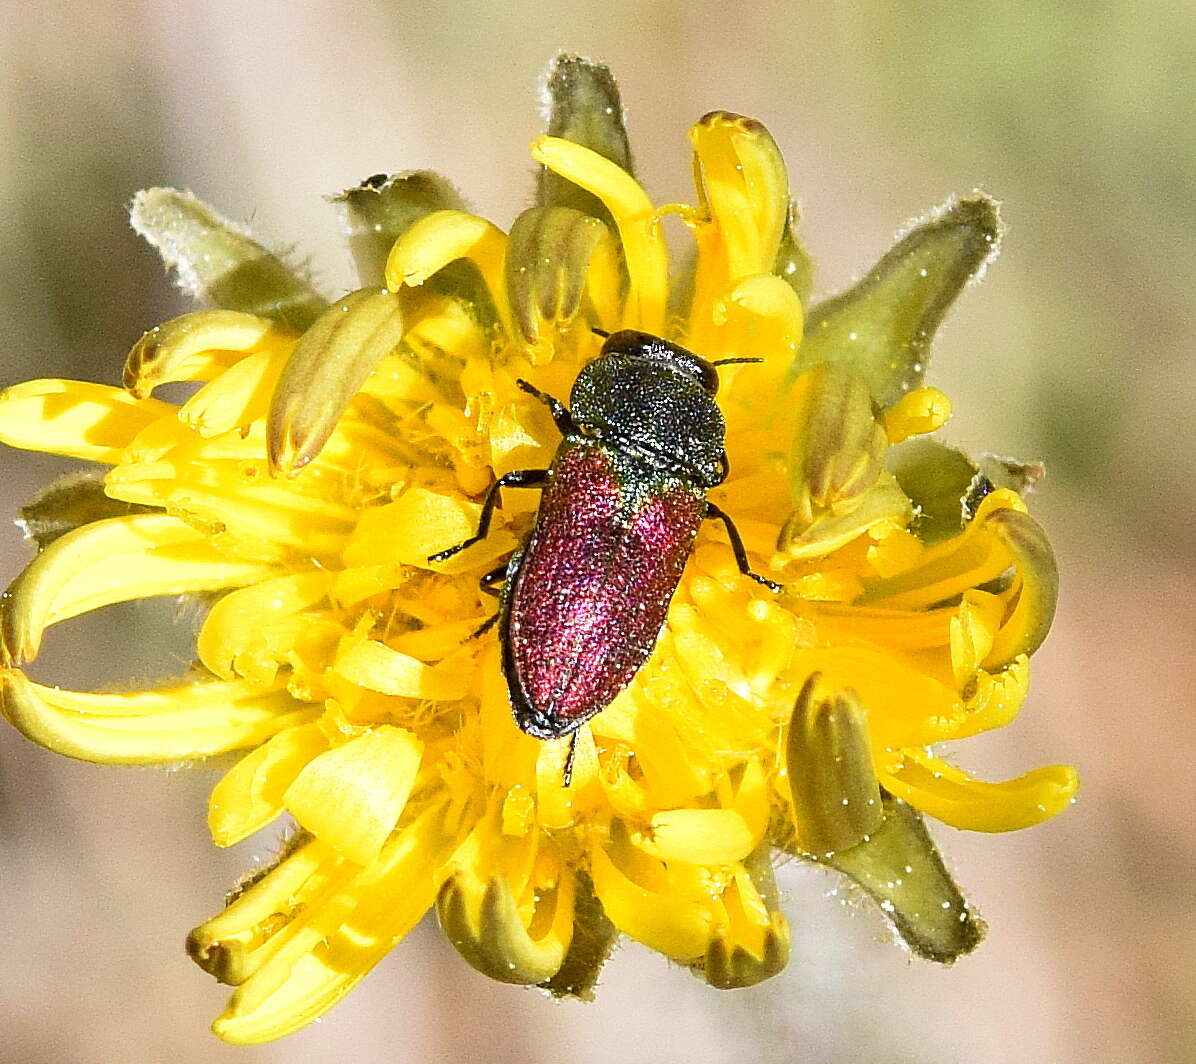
top-left (786, 675), bottom-right (884, 855)
top-left (437, 866), bottom-right (575, 985)
top-left (267, 288), bottom-right (404, 475)
top-left (983, 508), bottom-right (1059, 666)
top-left (16, 471), bottom-right (151, 549)
top-left (504, 205), bottom-right (619, 342)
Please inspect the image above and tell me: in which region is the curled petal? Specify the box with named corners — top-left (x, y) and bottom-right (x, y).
top-left (437, 867), bottom-right (575, 985)
top-left (690, 111), bottom-right (789, 280)
top-left (333, 637), bottom-right (473, 700)
top-left (983, 509), bottom-right (1059, 667)
top-left (0, 670), bottom-right (315, 763)
top-left (123, 310), bottom-right (292, 398)
top-left (267, 288), bottom-right (405, 475)
top-left (130, 188), bottom-right (328, 331)
top-left (197, 572), bottom-right (334, 680)
top-left (209, 723), bottom-right (330, 846)
top-left (633, 808), bottom-right (758, 866)
top-left (1, 514), bottom-right (275, 665)
top-left (208, 805), bottom-right (458, 1044)
top-left (691, 848), bottom-right (789, 989)
top-left (882, 750), bottom-right (1078, 832)
top-left (859, 488), bottom-right (1026, 609)
top-left (588, 840), bottom-right (712, 961)
top-left (283, 726), bottom-right (424, 865)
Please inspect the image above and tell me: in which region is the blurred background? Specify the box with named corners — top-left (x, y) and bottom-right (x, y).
top-left (1, 2), bottom-right (1191, 1062)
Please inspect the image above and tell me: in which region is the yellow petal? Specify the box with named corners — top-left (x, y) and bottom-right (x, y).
top-left (1, 514), bottom-right (275, 665)
top-left (588, 841), bottom-right (712, 961)
top-left (689, 111), bottom-right (788, 280)
top-left (634, 808), bottom-right (757, 865)
top-left (333, 637), bottom-right (473, 701)
top-left (883, 387), bottom-right (953, 444)
top-left (531, 135), bottom-right (667, 332)
top-left (212, 804), bottom-right (456, 1044)
top-left (180, 347), bottom-right (287, 437)
top-left (859, 489), bottom-right (1026, 609)
top-left (283, 726), bottom-right (424, 865)
top-left (789, 646), bottom-right (963, 749)
top-left (0, 379), bottom-right (175, 463)
top-left (208, 723), bottom-right (330, 846)
top-left (0, 669), bottom-right (316, 763)
top-left (882, 749), bottom-right (1079, 831)
top-left (197, 572), bottom-right (334, 680)
top-left (342, 487), bottom-right (517, 573)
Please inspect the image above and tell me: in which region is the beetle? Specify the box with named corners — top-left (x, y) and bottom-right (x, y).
top-left (429, 329), bottom-right (779, 773)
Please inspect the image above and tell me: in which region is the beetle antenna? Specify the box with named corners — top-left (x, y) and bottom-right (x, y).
top-left (591, 327), bottom-right (611, 338)
top-left (712, 357), bottom-right (764, 367)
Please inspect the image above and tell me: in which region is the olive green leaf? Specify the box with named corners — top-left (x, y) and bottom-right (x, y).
top-left (537, 53), bottom-right (634, 222)
top-left (130, 188), bottom-right (328, 331)
top-left (333, 171), bottom-right (467, 287)
top-left (17, 471), bottom-right (152, 550)
top-left (799, 193), bottom-right (1001, 407)
top-left (825, 791), bottom-right (985, 963)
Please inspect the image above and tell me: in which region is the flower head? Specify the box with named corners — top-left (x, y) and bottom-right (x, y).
top-left (0, 55), bottom-right (1076, 1043)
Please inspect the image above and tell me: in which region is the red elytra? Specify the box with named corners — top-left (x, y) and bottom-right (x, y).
top-left (501, 438), bottom-right (707, 739)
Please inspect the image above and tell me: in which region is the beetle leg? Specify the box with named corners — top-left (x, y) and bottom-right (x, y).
top-left (562, 731), bottom-right (579, 788)
top-left (516, 379), bottom-right (576, 435)
top-left (705, 503), bottom-right (782, 592)
top-left (468, 612), bottom-right (501, 641)
top-left (478, 559), bottom-right (510, 596)
top-left (428, 469), bottom-right (548, 562)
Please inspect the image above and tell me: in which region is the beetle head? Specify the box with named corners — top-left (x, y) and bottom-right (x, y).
top-left (598, 330), bottom-right (721, 395)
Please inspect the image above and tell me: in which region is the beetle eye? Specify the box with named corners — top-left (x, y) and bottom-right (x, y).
top-left (696, 360), bottom-right (720, 395)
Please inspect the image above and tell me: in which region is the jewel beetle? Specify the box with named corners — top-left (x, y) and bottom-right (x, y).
top-left (430, 329), bottom-right (779, 764)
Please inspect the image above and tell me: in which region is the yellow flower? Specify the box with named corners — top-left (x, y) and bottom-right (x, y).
top-left (0, 55), bottom-right (1076, 1043)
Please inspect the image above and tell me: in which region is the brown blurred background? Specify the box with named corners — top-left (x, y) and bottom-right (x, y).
top-left (1, 3), bottom-right (1192, 1062)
